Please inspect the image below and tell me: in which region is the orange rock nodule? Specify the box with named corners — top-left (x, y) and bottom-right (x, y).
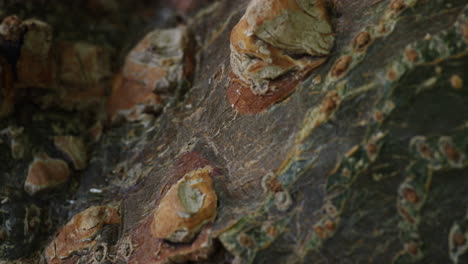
top-left (151, 166), bottom-right (217, 243)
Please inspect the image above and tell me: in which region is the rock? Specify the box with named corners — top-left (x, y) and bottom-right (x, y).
top-left (24, 153), bottom-right (70, 196)
top-left (44, 205), bottom-right (120, 264)
top-left (106, 74), bottom-right (162, 123)
top-left (230, 0), bottom-right (334, 95)
top-left (106, 25), bottom-right (193, 123)
top-left (151, 166), bottom-right (217, 243)
top-left (121, 25), bottom-right (191, 94)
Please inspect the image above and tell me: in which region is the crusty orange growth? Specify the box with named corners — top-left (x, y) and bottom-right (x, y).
top-left (230, 0), bottom-right (334, 95)
top-left (151, 166), bottom-right (217, 243)
top-left (107, 25), bottom-right (192, 123)
top-left (24, 153), bottom-right (70, 195)
top-left (45, 205), bottom-right (120, 264)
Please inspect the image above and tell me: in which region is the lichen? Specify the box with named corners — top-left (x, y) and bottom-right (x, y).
top-left (151, 165), bottom-right (217, 243)
top-left (230, 0), bottom-right (334, 95)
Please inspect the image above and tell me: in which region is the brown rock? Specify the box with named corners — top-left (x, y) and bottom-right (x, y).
top-left (107, 26), bottom-right (192, 122)
top-left (106, 74), bottom-right (162, 123)
top-left (151, 166), bottom-right (217, 243)
top-left (122, 25), bottom-right (191, 94)
top-left (44, 205), bottom-right (120, 264)
top-left (24, 153), bottom-right (70, 195)
top-left (230, 0), bottom-right (333, 95)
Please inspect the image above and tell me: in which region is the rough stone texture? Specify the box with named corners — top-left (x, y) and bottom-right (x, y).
top-left (0, 0), bottom-right (467, 263)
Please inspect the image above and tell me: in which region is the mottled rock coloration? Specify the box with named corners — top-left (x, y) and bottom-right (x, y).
top-left (151, 165), bottom-right (217, 243)
top-left (44, 205), bottom-right (120, 264)
top-left (107, 25), bottom-right (193, 122)
top-left (230, 0), bottom-right (334, 95)
top-left (24, 153), bottom-right (70, 196)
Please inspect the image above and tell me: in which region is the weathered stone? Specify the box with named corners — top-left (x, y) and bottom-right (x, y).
top-left (44, 205), bottom-right (120, 264)
top-left (24, 153), bottom-right (70, 195)
top-left (151, 166), bottom-right (217, 243)
top-left (122, 25), bottom-right (191, 94)
top-left (107, 25), bottom-right (192, 122)
top-left (230, 0), bottom-right (334, 95)
top-left (106, 74), bottom-right (162, 123)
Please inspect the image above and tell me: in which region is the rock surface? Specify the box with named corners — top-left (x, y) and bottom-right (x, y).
top-left (0, 0), bottom-right (467, 263)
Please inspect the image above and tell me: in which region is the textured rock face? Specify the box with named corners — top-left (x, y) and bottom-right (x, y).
top-left (122, 26), bottom-right (191, 94)
top-left (0, 0), bottom-right (467, 263)
top-left (106, 73), bottom-right (162, 123)
top-left (44, 205), bottom-right (120, 264)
